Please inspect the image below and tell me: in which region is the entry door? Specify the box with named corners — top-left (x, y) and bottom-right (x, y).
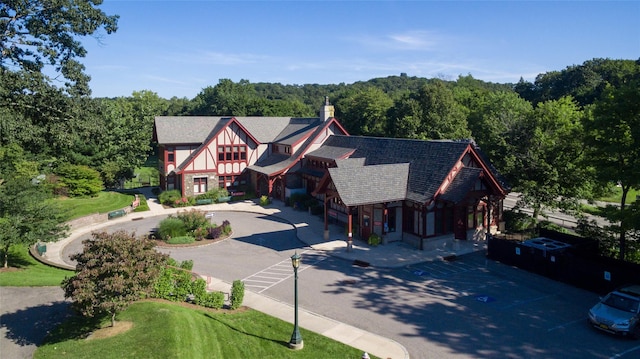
top-left (361, 214), bottom-right (371, 241)
top-left (454, 206), bottom-right (467, 240)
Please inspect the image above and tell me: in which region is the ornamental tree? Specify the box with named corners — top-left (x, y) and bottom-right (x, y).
top-left (62, 231), bottom-right (168, 327)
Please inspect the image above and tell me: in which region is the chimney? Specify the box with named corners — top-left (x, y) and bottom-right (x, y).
top-left (319, 96), bottom-right (335, 121)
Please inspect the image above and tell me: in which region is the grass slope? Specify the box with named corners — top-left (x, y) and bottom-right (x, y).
top-left (56, 191), bottom-right (135, 220)
top-left (35, 301), bottom-right (373, 359)
top-left (0, 245), bottom-right (73, 286)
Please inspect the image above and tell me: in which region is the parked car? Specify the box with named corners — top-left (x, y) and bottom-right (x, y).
top-left (588, 284), bottom-right (640, 338)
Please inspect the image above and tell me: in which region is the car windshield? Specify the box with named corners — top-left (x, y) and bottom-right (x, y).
top-left (603, 293), bottom-right (640, 313)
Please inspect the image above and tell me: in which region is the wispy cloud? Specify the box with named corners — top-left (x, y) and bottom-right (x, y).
top-left (143, 75), bottom-right (191, 86)
top-left (347, 30), bottom-right (450, 52)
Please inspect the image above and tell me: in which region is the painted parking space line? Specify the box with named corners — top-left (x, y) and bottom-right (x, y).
top-left (499, 294), bottom-right (556, 310)
top-left (407, 260), bottom-right (484, 279)
top-left (547, 318), bottom-right (585, 332)
top-left (242, 249), bottom-right (327, 293)
top-left (609, 344), bottom-right (640, 359)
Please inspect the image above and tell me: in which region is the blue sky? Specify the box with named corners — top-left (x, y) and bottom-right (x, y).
top-left (80, 1), bottom-right (640, 99)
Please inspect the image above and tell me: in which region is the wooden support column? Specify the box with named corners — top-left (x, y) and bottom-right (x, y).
top-left (347, 207), bottom-right (353, 252)
top-left (323, 195), bottom-right (330, 241)
top-left (486, 195), bottom-right (492, 240)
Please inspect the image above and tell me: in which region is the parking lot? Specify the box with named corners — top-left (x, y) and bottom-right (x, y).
top-left (58, 211), bottom-right (640, 358)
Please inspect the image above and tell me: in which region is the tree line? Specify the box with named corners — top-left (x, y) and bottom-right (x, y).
top-left (0, 1), bottom-right (638, 263)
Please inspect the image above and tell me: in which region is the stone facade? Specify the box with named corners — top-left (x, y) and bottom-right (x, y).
top-left (183, 173), bottom-right (218, 197)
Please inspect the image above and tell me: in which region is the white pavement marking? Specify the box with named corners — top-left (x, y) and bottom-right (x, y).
top-left (242, 249), bottom-right (327, 293)
top-left (547, 318), bottom-right (585, 332)
top-left (609, 344), bottom-right (640, 359)
top-left (499, 294), bottom-right (556, 310)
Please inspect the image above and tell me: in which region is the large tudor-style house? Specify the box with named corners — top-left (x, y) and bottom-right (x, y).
top-left (153, 98), bottom-right (347, 200)
top-left (153, 99), bottom-right (510, 249)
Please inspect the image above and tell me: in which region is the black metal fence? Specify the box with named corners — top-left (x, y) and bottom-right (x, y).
top-left (487, 229), bottom-right (640, 294)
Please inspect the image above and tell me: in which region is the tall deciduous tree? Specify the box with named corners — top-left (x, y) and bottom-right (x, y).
top-left (584, 79), bottom-right (640, 260)
top-left (0, 144), bottom-right (68, 268)
top-left (391, 80), bottom-right (471, 140)
top-left (1, 0), bottom-right (118, 96)
top-left (335, 87), bottom-right (393, 136)
top-left (62, 231), bottom-right (168, 327)
top-left (511, 97), bottom-right (588, 219)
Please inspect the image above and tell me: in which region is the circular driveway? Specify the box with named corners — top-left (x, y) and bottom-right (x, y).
top-left (62, 211), bottom-right (308, 281)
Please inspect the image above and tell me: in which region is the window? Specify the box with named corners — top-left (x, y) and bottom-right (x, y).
top-left (166, 147), bottom-right (175, 163)
top-left (194, 177), bottom-right (207, 194)
top-left (218, 145), bottom-right (248, 163)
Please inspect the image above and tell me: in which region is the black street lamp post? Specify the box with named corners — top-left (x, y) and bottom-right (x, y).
top-left (289, 251), bottom-right (303, 350)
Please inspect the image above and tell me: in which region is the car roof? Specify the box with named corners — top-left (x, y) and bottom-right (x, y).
top-left (617, 285), bottom-right (640, 298)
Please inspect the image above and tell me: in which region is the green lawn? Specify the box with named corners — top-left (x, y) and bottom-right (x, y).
top-left (0, 245), bottom-right (73, 286)
top-left (598, 186), bottom-right (638, 204)
top-left (56, 191), bottom-right (135, 220)
top-left (124, 165), bottom-right (160, 189)
top-left (35, 301), bottom-right (375, 359)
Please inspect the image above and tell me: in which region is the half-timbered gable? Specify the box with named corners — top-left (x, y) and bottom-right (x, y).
top-left (153, 99), bottom-right (349, 198)
top-left (309, 135), bottom-right (510, 249)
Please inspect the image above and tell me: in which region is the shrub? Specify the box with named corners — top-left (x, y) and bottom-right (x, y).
top-left (173, 196), bottom-right (193, 207)
top-left (133, 194), bottom-right (149, 212)
top-left (176, 209), bottom-right (210, 232)
top-left (201, 291), bottom-right (225, 309)
top-left (368, 233), bottom-right (381, 246)
top-left (206, 220), bottom-right (232, 239)
top-left (196, 187), bottom-right (229, 200)
top-left (191, 278), bottom-right (208, 304)
top-left (221, 220), bottom-right (231, 235)
top-left (537, 220), bottom-right (570, 233)
top-left (230, 280), bottom-right (245, 309)
top-left (159, 189), bottom-right (182, 206)
top-left (194, 227), bottom-right (207, 240)
top-left (260, 195), bottom-right (269, 206)
top-left (158, 218), bottom-right (188, 240)
top-left (503, 210), bottom-right (536, 232)
top-left (55, 164), bottom-right (103, 197)
top-left (152, 267), bottom-right (174, 300)
top-left (180, 259), bottom-right (194, 270)
top-left (207, 226), bottom-right (223, 239)
top-left (153, 267), bottom-right (193, 301)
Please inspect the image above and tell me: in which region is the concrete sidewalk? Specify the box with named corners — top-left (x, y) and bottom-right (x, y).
top-left (42, 188), bottom-right (488, 359)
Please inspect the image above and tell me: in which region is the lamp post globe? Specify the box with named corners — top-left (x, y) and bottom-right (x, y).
top-left (289, 251), bottom-right (303, 350)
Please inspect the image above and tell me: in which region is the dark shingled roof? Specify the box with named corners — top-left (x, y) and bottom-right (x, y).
top-left (155, 116), bottom-right (227, 144)
top-left (272, 118), bottom-right (323, 145)
top-left (306, 145), bottom-right (354, 161)
top-left (329, 163), bottom-right (409, 206)
top-left (321, 135), bottom-right (473, 203)
top-left (439, 167), bottom-right (483, 204)
top-left (247, 154), bottom-right (297, 175)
